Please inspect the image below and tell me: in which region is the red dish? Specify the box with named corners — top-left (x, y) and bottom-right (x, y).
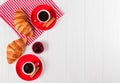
top-left (16, 54), bottom-right (43, 81)
top-left (31, 5), bottom-right (56, 30)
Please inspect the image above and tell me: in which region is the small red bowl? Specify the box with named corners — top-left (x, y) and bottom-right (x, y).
top-left (31, 5), bottom-right (56, 30)
top-left (32, 41), bottom-right (44, 54)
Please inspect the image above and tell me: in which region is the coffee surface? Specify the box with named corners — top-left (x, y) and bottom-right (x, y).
top-left (24, 63), bottom-right (34, 74)
top-left (38, 11), bottom-right (49, 21)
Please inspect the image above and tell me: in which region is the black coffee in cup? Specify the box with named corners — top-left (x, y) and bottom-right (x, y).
top-left (37, 10), bottom-right (50, 22)
top-left (23, 63), bottom-right (34, 74)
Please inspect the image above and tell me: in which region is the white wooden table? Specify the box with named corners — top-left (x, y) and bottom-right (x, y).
top-left (1, 0), bottom-right (120, 83)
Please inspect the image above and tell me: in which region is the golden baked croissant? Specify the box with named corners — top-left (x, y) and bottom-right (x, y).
top-left (14, 8), bottom-right (33, 37)
top-left (7, 38), bottom-right (27, 64)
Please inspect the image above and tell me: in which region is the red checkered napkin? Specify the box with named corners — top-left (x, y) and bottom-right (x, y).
top-left (0, 0), bottom-right (63, 45)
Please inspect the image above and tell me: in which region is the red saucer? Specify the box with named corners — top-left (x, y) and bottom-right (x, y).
top-left (31, 5), bottom-right (56, 30)
top-left (16, 54), bottom-right (43, 81)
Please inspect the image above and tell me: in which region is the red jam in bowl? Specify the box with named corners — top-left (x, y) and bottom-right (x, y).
top-left (32, 42), bottom-right (44, 54)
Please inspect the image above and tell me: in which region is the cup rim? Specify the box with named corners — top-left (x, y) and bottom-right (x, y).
top-left (37, 9), bottom-right (51, 23)
top-left (22, 62), bottom-right (35, 75)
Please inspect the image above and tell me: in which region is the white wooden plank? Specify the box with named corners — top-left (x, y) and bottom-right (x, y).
top-left (104, 0), bottom-right (120, 83)
top-left (84, 0), bottom-right (104, 83)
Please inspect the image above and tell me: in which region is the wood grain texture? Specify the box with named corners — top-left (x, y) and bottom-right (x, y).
top-left (1, 0), bottom-right (120, 83)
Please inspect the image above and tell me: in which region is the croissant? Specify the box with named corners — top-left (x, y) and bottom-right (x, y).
top-left (7, 38), bottom-right (27, 64)
top-left (14, 8), bottom-right (33, 37)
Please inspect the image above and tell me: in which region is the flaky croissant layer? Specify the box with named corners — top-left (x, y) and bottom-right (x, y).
top-left (14, 8), bottom-right (34, 37)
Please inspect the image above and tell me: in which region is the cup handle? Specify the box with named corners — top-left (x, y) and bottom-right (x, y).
top-left (34, 19), bottom-right (41, 23)
top-left (34, 62), bottom-right (40, 67)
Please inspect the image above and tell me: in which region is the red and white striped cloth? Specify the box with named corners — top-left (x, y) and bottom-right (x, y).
top-left (0, 0), bottom-right (63, 45)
